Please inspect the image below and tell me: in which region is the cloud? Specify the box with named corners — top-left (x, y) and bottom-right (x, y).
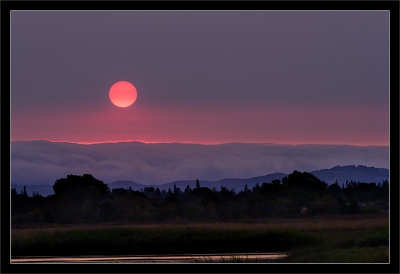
top-left (11, 141), bottom-right (389, 186)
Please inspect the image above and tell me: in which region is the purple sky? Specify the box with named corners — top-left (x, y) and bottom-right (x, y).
top-left (11, 11), bottom-right (389, 145)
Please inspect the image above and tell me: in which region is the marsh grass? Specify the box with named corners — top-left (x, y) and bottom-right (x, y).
top-left (12, 227), bottom-right (317, 256)
top-left (280, 226), bottom-right (389, 263)
top-left (11, 214), bottom-right (387, 242)
top-left (282, 246), bottom-right (389, 263)
top-left (11, 214), bottom-right (389, 262)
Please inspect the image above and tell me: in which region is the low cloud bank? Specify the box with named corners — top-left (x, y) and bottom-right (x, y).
top-left (11, 141), bottom-right (389, 186)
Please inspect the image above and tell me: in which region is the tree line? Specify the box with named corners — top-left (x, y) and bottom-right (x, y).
top-left (11, 171), bottom-right (388, 224)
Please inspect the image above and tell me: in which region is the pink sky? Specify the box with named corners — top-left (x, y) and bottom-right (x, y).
top-left (11, 11), bottom-right (389, 146)
top-left (11, 104), bottom-right (389, 146)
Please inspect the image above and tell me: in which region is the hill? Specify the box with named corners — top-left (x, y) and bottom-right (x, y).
top-left (310, 165), bottom-right (389, 185)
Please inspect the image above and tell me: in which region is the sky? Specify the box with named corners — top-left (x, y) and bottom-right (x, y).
top-left (11, 11), bottom-right (390, 145)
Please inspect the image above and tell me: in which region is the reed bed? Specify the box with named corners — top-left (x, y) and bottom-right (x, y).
top-left (12, 227), bottom-right (318, 256)
top-left (11, 213), bottom-right (388, 241)
top-left (11, 214), bottom-right (389, 262)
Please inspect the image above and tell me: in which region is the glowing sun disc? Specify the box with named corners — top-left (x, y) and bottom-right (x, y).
top-left (109, 81), bottom-right (137, 108)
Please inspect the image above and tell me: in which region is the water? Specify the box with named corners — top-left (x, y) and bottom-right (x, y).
top-left (11, 253), bottom-right (288, 263)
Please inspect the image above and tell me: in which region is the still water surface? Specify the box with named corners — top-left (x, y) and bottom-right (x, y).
top-left (12, 253), bottom-right (288, 263)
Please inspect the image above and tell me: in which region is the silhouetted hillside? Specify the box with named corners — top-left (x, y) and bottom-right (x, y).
top-left (310, 165), bottom-right (389, 184)
top-left (108, 180), bottom-right (145, 190)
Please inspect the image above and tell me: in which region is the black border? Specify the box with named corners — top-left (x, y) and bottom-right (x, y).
top-left (1, 1), bottom-right (399, 273)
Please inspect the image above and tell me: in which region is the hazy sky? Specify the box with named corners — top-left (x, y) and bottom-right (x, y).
top-left (11, 11), bottom-right (389, 145)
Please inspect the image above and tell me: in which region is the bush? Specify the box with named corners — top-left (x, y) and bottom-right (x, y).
top-left (362, 204), bottom-right (383, 214)
top-left (356, 231), bottom-right (388, 247)
top-left (12, 208), bottom-right (44, 225)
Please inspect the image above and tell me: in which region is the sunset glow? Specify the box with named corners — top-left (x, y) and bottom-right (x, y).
top-left (11, 11), bottom-right (389, 148)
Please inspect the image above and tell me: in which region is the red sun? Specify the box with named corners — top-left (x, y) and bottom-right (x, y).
top-left (109, 81), bottom-right (138, 108)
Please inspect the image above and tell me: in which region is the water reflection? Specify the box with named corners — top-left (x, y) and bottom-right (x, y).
top-left (12, 253), bottom-right (288, 263)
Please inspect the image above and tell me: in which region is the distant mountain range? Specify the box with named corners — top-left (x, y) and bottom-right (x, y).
top-left (12, 165), bottom-right (389, 196)
top-left (109, 172), bottom-right (288, 192)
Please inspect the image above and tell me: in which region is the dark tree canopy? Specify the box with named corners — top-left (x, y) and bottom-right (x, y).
top-left (53, 174), bottom-right (110, 199)
top-left (282, 171), bottom-right (327, 191)
top-left (51, 174), bottom-right (110, 223)
top-left (12, 171), bottom-right (388, 225)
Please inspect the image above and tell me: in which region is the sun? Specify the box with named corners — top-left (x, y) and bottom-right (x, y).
top-left (109, 81), bottom-right (138, 108)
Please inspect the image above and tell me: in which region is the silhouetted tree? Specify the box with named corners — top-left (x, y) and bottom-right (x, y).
top-left (271, 179), bottom-right (281, 185)
top-left (52, 174), bottom-right (110, 223)
top-left (253, 183), bottom-right (260, 192)
top-left (282, 171), bottom-right (327, 192)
